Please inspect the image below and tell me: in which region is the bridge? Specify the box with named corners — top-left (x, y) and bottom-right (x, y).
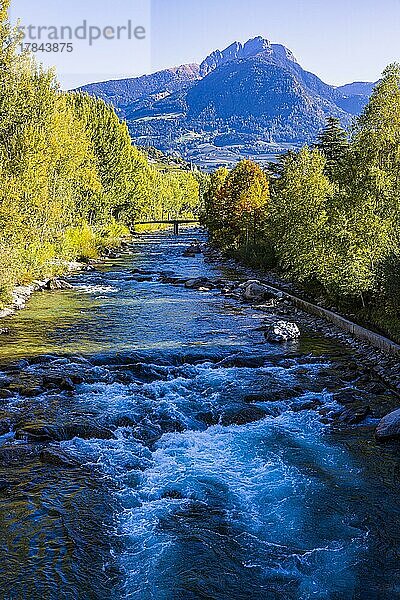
top-left (134, 219), bottom-right (200, 235)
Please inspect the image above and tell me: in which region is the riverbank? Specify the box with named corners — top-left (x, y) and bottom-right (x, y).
top-left (199, 245), bottom-right (400, 394)
top-left (238, 249), bottom-right (400, 347)
top-left (0, 239), bottom-right (132, 329)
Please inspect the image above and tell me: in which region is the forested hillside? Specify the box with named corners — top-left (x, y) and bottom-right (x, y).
top-left (203, 65), bottom-right (400, 342)
top-left (80, 37), bottom-right (374, 169)
top-left (0, 1), bottom-right (200, 307)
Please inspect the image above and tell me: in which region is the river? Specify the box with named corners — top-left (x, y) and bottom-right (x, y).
top-left (0, 229), bottom-right (399, 599)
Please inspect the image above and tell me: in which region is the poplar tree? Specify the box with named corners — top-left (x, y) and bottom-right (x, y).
top-left (350, 63), bottom-right (400, 222)
top-left (270, 147), bottom-right (333, 282)
top-left (203, 167), bottom-right (229, 242)
top-left (0, 0), bottom-right (200, 304)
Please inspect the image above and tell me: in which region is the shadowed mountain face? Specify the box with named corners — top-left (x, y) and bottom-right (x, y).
top-left (79, 64), bottom-right (201, 114)
top-left (79, 36), bottom-right (375, 169)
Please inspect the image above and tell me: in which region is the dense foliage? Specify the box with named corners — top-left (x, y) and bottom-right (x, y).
top-left (0, 1), bottom-right (200, 306)
top-left (205, 64), bottom-right (400, 340)
top-left (204, 160), bottom-right (269, 249)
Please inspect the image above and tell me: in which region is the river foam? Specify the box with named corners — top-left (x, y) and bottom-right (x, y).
top-left (0, 230), bottom-right (398, 599)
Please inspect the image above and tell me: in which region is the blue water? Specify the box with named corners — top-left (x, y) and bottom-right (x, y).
top-left (0, 230), bottom-right (399, 599)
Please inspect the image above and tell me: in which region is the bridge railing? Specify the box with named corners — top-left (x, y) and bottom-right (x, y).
top-left (134, 219), bottom-right (200, 235)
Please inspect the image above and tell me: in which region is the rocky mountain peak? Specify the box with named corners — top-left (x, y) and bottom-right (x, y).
top-left (242, 36), bottom-right (271, 57)
top-left (200, 36), bottom-right (272, 76)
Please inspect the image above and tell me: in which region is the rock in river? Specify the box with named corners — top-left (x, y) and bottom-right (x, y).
top-left (184, 277), bottom-right (211, 290)
top-left (183, 241), bottom-right (202, 257)
top-left (240, 280), bottom-right (270, 302)
top-left (264, 320), bottom-right (301, 343)
top-left (46, 278), bottom-right (73, 291)
top-left (334, 405), bottom-right (371, 425)
top-left (376, 408), bottom-right (400, 441)
top-left (220, 406), bottom-right (268, 426)
top-left (15, 422), bottom-right (115, 443)
top-left (40, 447), bottom-right (81, 468)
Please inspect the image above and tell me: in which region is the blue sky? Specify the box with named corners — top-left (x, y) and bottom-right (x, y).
top-left (10, 0), bottom-right (400, 88)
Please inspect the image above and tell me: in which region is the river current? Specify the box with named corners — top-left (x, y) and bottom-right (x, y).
top-left (0, 230), bottom-right (399, 599)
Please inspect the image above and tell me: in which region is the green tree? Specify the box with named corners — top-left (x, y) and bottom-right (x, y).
top-left (202, 166), bottom-right (229, 240)
top-left (270, 147), bottom-right (333, 283)
top-left (349, 64), bottom-right (400, 225)
top-left (315, 117), bottom-right (349, 179)
top-left (0, 0), bottom-right (200, 304)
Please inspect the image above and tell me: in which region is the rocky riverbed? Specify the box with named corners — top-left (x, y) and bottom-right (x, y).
top-left (0, 229), bottom-right (400, 599)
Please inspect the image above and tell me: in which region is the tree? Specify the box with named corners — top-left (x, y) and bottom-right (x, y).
top-left (0, 0), bottom-right (200, 304)
top-left (266, 149), bottom-right (298, 180)
top-left (202, 166), bottom-right (229, 240)
top-left (204, 160), bottom-right (269, 250)
top-left (68, 93), bottom-right (140, 224)
top-left (349, 63), bottom-right (400, 225)
top-left (315, 117), bottom-right (349, 180)
top-left (270, 147), bottom-right (333, 283)
top-left (332, 64), bottom-right (400, 298)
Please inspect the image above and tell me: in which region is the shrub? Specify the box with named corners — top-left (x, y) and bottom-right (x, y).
top-left (61, 224), bottom-right (99, 262)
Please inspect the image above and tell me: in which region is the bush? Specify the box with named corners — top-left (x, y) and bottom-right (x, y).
top-left (232, 242), bottom-right (277, 270)
top-left (99, 219), bottom-right (130, 249)
top-left (0, 246), bottom-right (17, 306)
top-left (61, 224), bottom-right (99, 262)
top-left (16, 241), bottom-right (58, 283)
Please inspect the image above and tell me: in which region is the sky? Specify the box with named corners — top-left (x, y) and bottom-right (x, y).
top-left (10, 0), bottom-right (400, 88)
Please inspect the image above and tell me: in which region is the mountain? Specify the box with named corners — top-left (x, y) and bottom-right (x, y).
top-left (334, 81), bottom-right (376, 114)
top-left (336, 81), bottom-right (375, 96)
top-left (79, 37), bottom-right (375, 169)
top-left (80, 64), bottom-right (201, 114)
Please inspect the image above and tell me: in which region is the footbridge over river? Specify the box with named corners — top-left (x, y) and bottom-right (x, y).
top-left (134, 219), bottom-right (200, 235)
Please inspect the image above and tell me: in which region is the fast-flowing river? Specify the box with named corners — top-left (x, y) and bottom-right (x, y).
top-left (0, 229), bottom-right (399, 600)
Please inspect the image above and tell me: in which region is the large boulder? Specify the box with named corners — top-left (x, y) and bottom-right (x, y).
top-left (42, 375), bottom-right (75, 391)
top-left (239, 280), bottom-right (282, 302)
top-left (264, 320), bottom-right (300, 343)
top-left (158, 274), bottom-right (186, 285)
top-left (334, 405), bottom-right (371, 425)
top-left (46, 278), bottom-right (73, 291)
top-left (376, 408), bottom-right (400, 441)
top-left (240, 280), bottom-right (268, 301)
top-left (15, 422), bottom-right (115, 443)
top-left (130, 268), bottom-right (156, 282)
top-left (220, 405), bottom-right (268, 426)
top-left (40, 447), bottom-right (81, 468)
